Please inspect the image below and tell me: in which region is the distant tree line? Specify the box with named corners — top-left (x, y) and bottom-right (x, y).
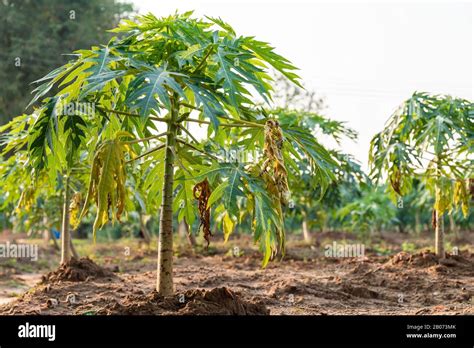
top-left (0, 0), bottom-right (134, 125)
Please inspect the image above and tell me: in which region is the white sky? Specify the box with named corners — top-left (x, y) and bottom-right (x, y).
top-left (131, 0), bottom-right (473, 169)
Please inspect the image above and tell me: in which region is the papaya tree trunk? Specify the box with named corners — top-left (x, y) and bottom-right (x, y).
top-left (42, 216), bottom-right (59, 250)
top-left (187, 226), bottom-right (197, 248)
top-left (49, 229), bottom-right (60, 251)
top-left (139, 213), bottom-right (152, 245)
top-left (70, 237), bottom-right (79, 259)
top-left (42, 216), bottom-right (50, 246)
top-left (449, 214), bottom-right (458, 238)
top-left (434, 160), bottom-right (445, 259)
top-left (43, 229), bottom-right (50, 245)
top-left (414, 210), bottom-right (421, 235)
top-left (435, 209), bottom-right (445, 258)
top-left (178, 220), bottom-right (196, 248)
top-left (302, 211), bottom-right (312, 243)
top-left (60, 175), bottom-right (71, 264)
top-left (156, 98), bottom-right (178, 296)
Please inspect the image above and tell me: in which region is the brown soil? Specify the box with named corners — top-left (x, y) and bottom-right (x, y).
top-left (0, 233), bottom-right (472, 315)
top-left (0, 247), bottom-right (472, 315)
top-left (384, 250), bottom-right (474, 276)
top-left (41, 257), bottom-right (116, 283)
top-left (96, 287), bottom-right (268, 315)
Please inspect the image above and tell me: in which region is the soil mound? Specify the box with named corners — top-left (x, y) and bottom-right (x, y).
top-left (383, 251), bottom-right (474, 279)
top-left (386, 250), bottom-right (473, 271)
top-left (386, 251), bottom-right (439, 268)
top-left (99, 287), bottom-right (269, 315)
top-left (41, 257), bottom-right (115, 283)
top-left (181, 287), bottom-right (269, 315)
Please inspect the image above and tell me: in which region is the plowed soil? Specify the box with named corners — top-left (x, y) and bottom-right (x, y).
top-left (0, 237), bottom-right (472, 315)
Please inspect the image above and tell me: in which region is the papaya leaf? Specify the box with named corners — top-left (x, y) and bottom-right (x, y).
top-left (77, 132), bottom-right (132, 240)
top-left (125, 65), bottom-right (187, 117)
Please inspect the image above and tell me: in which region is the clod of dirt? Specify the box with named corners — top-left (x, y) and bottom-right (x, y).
top-left (350, 262), bottom-right (373, 275)
top-left (41, 257), bottom-right (115, 283)
top-left (181, 287), bottom-right (269, 315)
top-left (98, 287), bottom-right (269, 315)
top-left (387, 251), bottom-right (439, 268)
top-left (386, 250), bottom-right (474, 275)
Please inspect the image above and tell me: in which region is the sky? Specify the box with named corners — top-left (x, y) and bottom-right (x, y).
top-left (130, 0), bottom-right (473, 169)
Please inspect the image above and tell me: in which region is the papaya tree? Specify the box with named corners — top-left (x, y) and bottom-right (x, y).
top-left (338, 183), bottom-right (398, 238)
top-left (21, 12), bottom-right (338, 296)
top-left (394, 178), bottom-right (433, 234)
top-left (0, 112), bottom-right (89, 262)
top-left (265, 108), bottom-right (359, 241)
top-left (369, 92), bottom-right (472, 257)
top-left (188, 107), bottom-right (343, 246)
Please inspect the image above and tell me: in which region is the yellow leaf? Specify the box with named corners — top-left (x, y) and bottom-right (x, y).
top-left (78, 133), bottom-right (129, 241)
top-left (434, 183), bottom-right (451, 216)
top-left (223, 212), bottom-right (234, 243)
top-left (453, 180), bottom-right (469, 217)
top-left (69, 192), bottom-right (82, 228)
top-left (16, 187), bottom-right (35, 212)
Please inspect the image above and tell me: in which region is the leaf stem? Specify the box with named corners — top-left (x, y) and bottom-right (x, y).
top-left (125, 132), bottom-right (169, 144)
top-left (191, 45), bottom-right (215, 74)
top-left (218, 116), bottom-right (264, 128)
top-left (183, 117), bottom-right (260, 128)
top-left (177, 139), bottom-right (218, 160)
top-left (126, 144), bottom-right (166, 163)
top-left (178, 125), bottom-right (199, 143)
top-left (97, 107), bottom-right (169, 123)
top-left (179, 102), bottom-right (201, 111)
top-left (178, 102), bottom-right (264, 128)
top-left (182, 118), bottom-right (210, 125)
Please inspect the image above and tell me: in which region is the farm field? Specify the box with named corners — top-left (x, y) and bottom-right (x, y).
top-left (1, 231), bottom-right (472, 315)
top-left (0, 6), bottom-right (472, 348)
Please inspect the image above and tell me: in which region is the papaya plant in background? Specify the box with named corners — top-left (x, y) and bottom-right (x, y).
top-left (192, 107), bottom-right (343, 247)
top-left (369, 92), bottom-right (473, 257)
top-left (0, 151), bottom-right (60, 240)
top-left (265, 108), bottom-right (360, 241)
top-left (394, 178), bottom-right (433, 235)
top-left (0, 113), bottom-right (90, 262)
top-left (267, 75), bottom-right (361, 241)
top-left (306, 151), bottom-right (368, 234)
top-left (338, 184), bottom-right (398, 239)
top-left (18, 12), bottom-right (339, 296)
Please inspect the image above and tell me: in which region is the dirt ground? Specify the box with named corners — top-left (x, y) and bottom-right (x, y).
top-left (0, 231), bottom-right (472, 315)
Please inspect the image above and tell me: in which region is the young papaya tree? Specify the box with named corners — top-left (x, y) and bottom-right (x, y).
top-left (369, 92), bottom-right (472, 257)
top-left (0, 112), bottom-right (89, 263)
top-left (338, 183), bottom-right (398, 238)
top-left (22, 12), bottom-right (338, 296)
top-left (394, 178), bottom-right (433, 234)
top-left (0, 149), bottom-right (57, 240)
top-left (264, 108), bottom-right (359, 241)
top-left (187, 107), bottom-right (342, 247)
